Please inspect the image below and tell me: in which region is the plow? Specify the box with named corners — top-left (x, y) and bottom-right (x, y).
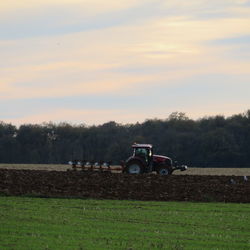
top-left (69, 143), bottom-right (187, 175)
top-left (68, 160), bottom-right (124, 172)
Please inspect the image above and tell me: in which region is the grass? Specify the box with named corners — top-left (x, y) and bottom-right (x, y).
top-left (0, 197), bottom-right (250, 249)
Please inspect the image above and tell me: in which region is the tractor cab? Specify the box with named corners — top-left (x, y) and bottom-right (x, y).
top-left (132, 144), bottom-right (153, 166)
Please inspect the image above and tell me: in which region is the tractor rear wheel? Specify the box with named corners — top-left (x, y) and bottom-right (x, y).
top-left (125, 161), bottom-right (144, 174)
top-left (157, 167), bottom-right (172, 175)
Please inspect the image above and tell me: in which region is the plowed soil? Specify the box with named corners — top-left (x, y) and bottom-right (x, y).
top-left (0, 169), bottom-right (249, 203)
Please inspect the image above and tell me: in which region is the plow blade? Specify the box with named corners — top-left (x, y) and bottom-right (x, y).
top-left (68, 161), bottom-right (124, 172)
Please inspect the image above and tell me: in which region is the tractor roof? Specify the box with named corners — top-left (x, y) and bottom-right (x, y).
top-left (132, 143), bottom-right (153, 149)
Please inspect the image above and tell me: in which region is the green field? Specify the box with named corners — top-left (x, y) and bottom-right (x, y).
top-left (0, 197), bottom-right (249, 250)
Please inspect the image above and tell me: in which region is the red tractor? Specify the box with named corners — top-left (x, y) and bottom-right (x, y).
top-left (123, 144), bottom-right (187, 175)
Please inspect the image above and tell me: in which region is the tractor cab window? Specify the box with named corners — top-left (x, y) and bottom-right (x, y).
top-left (134, 148), bottom-right (148, 157)
top-left (134, 147), bottom-right (151, 165)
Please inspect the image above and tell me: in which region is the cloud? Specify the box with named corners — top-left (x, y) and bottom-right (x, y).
top-left (2, 0), bottom-right (250, 39)
top-left (1, 57), bottom-right (166, 100)
top-left (1, 0), bottom-right (250, 125)
top-left (1, 17), bottom-right (250, 101)
top-left (1, 71), bottom-right (249, 125)
top-left (209, 35), bottom-right (250, 45)
top-left (206, 34), bottom-right (250, 61)
top-left (0, 1), bottom-right (164, 39)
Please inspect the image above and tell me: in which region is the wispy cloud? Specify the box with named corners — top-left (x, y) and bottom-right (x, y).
top-left (209, 35), bottom-right (250, 45)
top-left (1, 0), bottom-right (250, 125)
top-left (2, 0), bottom-right (250, 39)
top-left (0, 1), bottom-right (164, 39)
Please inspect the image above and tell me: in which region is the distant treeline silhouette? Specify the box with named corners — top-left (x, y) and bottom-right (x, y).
top-left (1, 110), bottom-right (250, 167)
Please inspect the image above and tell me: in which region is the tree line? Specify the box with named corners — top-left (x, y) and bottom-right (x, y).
top-left (1, 110), bottom-right (250, 167)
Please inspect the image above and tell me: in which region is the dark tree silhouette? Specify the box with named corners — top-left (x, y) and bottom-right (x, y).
top-left (0, 110), bottom-right (250, 167)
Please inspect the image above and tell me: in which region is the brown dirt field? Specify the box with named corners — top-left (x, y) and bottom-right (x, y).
top-left (0, 169), bottom-right (249, 203)
top-left (1, 164), bottom-right (250, 176)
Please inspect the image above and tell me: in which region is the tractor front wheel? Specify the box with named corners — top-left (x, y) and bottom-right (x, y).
top-left (157, 167), bottom-right (172, 175)
top-left (125, 161), bottom-right (144, 174)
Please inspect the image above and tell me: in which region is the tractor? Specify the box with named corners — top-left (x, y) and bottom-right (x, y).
top-left (69, 143), bottom-right (187, 175)
top-left (123, 143), bottom-right (187, 175)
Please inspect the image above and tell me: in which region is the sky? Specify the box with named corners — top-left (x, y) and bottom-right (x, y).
top-left (1, 0), bottom-right (250, 126)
